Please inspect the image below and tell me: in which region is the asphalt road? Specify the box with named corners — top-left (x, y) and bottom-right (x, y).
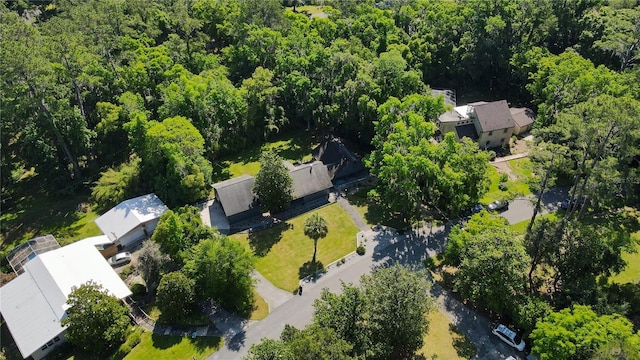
top-left (208, 188), bottom-right (570, 360)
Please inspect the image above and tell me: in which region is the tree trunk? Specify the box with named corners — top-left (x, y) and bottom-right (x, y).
top-left (526, 152), bottom-right (555, 235)
top-left (27, 81), bottom-right (82, 180)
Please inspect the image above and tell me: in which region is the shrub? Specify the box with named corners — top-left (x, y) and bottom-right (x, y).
top-left (498, 183), bottom-right (508, 191)
top-left (499, 173), bottom-right (508, 183)
top-left (488, 150), bottom-right (497, 161)
top-left (130, 283), bottom-right (147, 297)
top-left (356, 245), bottom-right (366, 255)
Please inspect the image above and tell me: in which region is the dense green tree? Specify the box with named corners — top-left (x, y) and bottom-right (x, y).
top-left (443, 210), bottom-right (511, 266)
top-left (151, 210), bottom-right (185, 259)
top-left (531, 305), bottom-right (640, 360)
top-left (252, 151), bottom-right (293, 214)
top-left (185, 235), bottom-right (255, 315)
top-left (91, 156), bottom-right (142, 210)
top-left (367, 95), bottom-right (489, 224)
top-left (142, 116), bottom-right (213, 207)
top-left (280, 324), bottom-right (355, 360)
top-left (313, 264), bottom-right (434, 359)
top-left (587, 4), bottom-right (640, 71)
top-left (61, 281), bottom-right (130, 355)
top-left (156, 271), bottom-right (196, 323)
top-left (241, 67), bottom-right (287, 140)
top-left (245, 338), bottom-right (294, 360)
top-left (455, 228), bottom-right (530, 314)
top-left (304, 213), bottom-right (328, 269)
top-left (136, 240), bottom-right (169, 291)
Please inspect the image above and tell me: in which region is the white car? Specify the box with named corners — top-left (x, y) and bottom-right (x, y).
top-left (492, 324), bottom-right (525, 351)
top-left (107, 252), bottom-right (131, 267)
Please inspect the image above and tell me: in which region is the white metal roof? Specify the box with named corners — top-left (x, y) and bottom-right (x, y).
top-left (95, 193), bottom-right (168, 242)
top-left (0, 240), bottom-right (131, 358)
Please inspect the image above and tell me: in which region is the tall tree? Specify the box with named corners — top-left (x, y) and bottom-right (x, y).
top-left (151, 210), bottom-right (185, 260)
top-left (184, 235), bottom-right (255, 315)
top-left (136, 239), bottom-right (169, 292)
top-left (530, 305), bottom-right (640, 360)
top-left (61, 281), bottom-right (130, 356)
top-left (304, 213), bottom-right (328, 269)
top-left (313, 264), bottom-right (435, 359)
top-left (455, 228), bottom-right (530, 314)
top-left (156, 271), bottom-right (196, 323)
top-left (367, 94), bottom-right (489, 224)
top-left (252, 151), bottom-right (293, 214)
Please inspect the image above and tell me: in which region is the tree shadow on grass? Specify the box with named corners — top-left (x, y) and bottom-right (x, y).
top-left (298, 260), bottom-right (325, 282)
top-left (190, 336), bottom-right (222, 352)
top-left (346, 188), bottom-right (409, 230)
top-left (151, 333), bottom-right (181, 349)
top-left (449, 323), bottom-right (477, 359)
top-left (248, 222), bottom-right (293, 257)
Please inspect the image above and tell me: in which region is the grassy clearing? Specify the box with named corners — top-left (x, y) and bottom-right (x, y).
top-left (124, 332), bottom-right (222, 360)
top-left (215, 131), bottom-right (317, 181)
top-left (250, 289), bottom-right (269, 320)
top-left (1, 184), bottom-right (103, 253)
top-left (231, 203), bottom-right (358, 292)
top-left (510, 213), bottom-right (558, 235)
top-left (286, 5), bottom-right (327, 17)
top-left (143, 305), bottom-right (211, 327)
top-left (481, 159), bottom-right (532, 204)
top-left (419, 310), bottom-right (476, 359)
top-left (611, 243), bottom-right (640, 284)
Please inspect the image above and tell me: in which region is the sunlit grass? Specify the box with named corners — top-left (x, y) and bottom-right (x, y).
top-left (231, 204), bottom-right (358, 292)
top-left (124, 332), bottom-right (222, 360)
top-left (419, 310), bottom-right (476, 359)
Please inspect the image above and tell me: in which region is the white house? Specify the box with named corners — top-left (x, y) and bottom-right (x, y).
top-left (95, 193), bottom-right (168, 249)
top-left (0, 239), bottom-right (132, 360)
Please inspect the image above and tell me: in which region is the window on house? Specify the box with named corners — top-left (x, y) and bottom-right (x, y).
top-left (489, 131), bottom-right (493, 136)
top-left (501, 138), bottom-right (505, 143)
top-left (486, 141), bottom-right (490, 147)
top-left (504, 128), bottom-right (508, 133)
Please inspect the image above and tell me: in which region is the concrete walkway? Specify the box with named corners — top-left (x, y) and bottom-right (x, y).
top-left (336, 195), bottom-right (369, 231)
top-left (492, 152), bottom-right (529, 163)
top-left (252, 271), bottom-right (294, 311)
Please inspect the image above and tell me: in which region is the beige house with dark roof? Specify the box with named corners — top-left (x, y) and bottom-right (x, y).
top-left (510, 107), bottom-right (535, 135)
top-left (436, 98), bottom-right (535, 149)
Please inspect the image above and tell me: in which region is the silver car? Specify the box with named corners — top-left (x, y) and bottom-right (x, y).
top-left (492, 324), bottom-right (525, 351)
top-left (107, 252), bottom-right (131, 267)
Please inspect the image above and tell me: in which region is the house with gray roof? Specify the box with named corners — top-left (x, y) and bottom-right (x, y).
top-left (311, 139), bottom-right (366, 181)
top-left (436, 99), bottom-right (532, 149)
top-left (212, 175), bottom-right (261, 225)
top-left (289, 161), bottom-right (333, 207)
top-left (510, 107), bottom-right (535, 135)
top-left (95, 193), bottom-right (168, 249)
top-left (473, 100), bottom-right (515, 149)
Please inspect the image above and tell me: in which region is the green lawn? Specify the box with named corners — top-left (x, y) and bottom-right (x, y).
top-left (1, 184), bottom-right (103, 257)
top-left (286, 5), bottom-right (328, 17)
top-left (346, 188), bottom-right (409, 230)
top-left (124, 332), bottom-right (222, 360)
top-left (481, 159), bottom-right (533, 204)
top-left (231, 203), bottom-right (358, 292)
top-left (216, 131), bottom-right (317, 180)
top-left (610, 224), bottom-right (640, 284)
top-left (418, 310), bottom-right (476, 359)
top-left (250, 289), bottom-right (269, 320)
top-left (510, 213), bottom-right (558, 235)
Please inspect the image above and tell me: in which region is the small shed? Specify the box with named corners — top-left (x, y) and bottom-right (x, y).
top-left (289, 162), bottom-right (333, 207)
top-left (95, 193), bottom-right (168, 249)
top-left (212, 175), bottom-right (261, 225)
top-left (510, 107), bottom-right (535, 135)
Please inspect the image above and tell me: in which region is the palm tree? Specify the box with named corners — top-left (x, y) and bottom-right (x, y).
top-left (304, 213), bottom-right (328, 271)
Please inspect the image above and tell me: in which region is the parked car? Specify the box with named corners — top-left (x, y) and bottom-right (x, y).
top-left (487, 200), bottom-right (509, 212)
top-left (492, 324), bottom-right (525, 351)
top-left (471, 204), bottom-right (484, 214)
top-left (560, 197), bottom-right (585, 210)
top-left (107, 252), bottom-right (131, 267)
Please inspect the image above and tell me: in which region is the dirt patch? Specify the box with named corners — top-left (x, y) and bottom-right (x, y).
top-left (492, 162), bottom-right (518, 181)
top-left (510, 135), bottom-right (533, 155)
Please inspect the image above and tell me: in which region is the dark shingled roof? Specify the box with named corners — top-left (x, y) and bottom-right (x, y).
top-left (473, 100), bottom-right (514, 132)
top-left (510, 107), bottom-right (535, 128)
top-left (289, 162), bottom-right (333, 200)
top-left (455, 124), bottom-right (479, 141)
top-left (212, 175), bottom-right (257, 217)
top-left (312, 139), bottom-right (366, 180)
